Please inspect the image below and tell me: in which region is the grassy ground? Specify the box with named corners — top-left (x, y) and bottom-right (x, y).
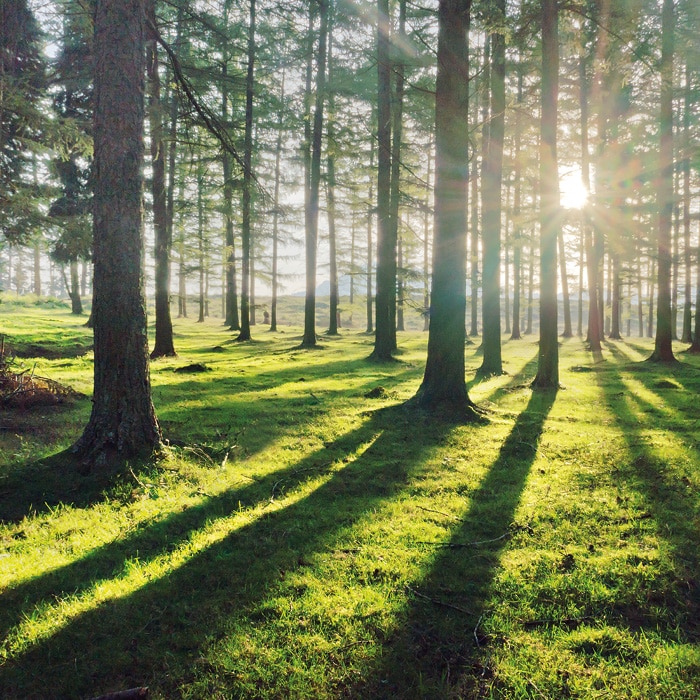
top-left (1, 299), bottom-right (699, 699)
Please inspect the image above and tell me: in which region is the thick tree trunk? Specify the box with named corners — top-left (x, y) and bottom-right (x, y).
top-left (413, 0), bottom-right (476, 418)
top-left (478, 2), bottom-right (505, 377)
top-left (74, 0), bottom-right (161, 467)
top-left (649, 0), bottom-right (676, 362)
top-left (532, 0), bottom-right (559, 389)
top-left (371, 0), bottom-right (396, 360)
top-left (147, 3), bottom-right (175, 358)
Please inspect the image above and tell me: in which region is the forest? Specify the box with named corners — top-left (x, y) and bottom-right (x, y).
top-left (1, 0), bottom-right (700, 697)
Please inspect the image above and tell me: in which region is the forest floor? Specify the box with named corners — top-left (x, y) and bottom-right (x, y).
top-left (1, 298), bottom-right (699, 699)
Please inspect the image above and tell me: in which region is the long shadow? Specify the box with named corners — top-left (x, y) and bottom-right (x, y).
top-left (594, 349), bottom-right (700, 642)
top-left (0, 357), bottom-right (422, 523)
top-left (352, 388), bottom-right (557, 698)
top-left (0, 405), bottom-right (454, 699)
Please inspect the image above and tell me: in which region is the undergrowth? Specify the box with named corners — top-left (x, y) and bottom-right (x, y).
top-left (0, 306), bottom-right (698, 699)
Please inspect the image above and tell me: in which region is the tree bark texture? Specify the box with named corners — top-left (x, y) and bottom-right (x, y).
top-left (532, 0), bottom-right (560, 389)
top-left (414, 0), bottom-right (476, 417)
top-left (371, 0), bottom-right (396, 360)
top-left (650, 0), bottom-right (676, 362)
top-left (74, 0), bottom-right (161, 466)
top-left (147, 1), bottom-right (175, 358)
top-left (479, 0), bottom-right (505, 376)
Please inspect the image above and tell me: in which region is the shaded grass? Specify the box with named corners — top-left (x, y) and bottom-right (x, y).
top-left (1, 306), bottom-right (699, 698)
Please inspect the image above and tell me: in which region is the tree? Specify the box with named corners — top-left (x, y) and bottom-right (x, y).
top-left (147, 0), bottom-right (176, 358)
top-left (0, 0), bottom-right (46, 246)
top-left (531, 0), bottom-right (560, 389)
top-left (301, 0), bottom-right (329, 348)
top-left (370, 0), bottom-right (396, 360)
top-left (478, 0), bottom-right (506, 377)
top-left (412, 0), bottom-right (477, 419)
top-left (73, 0), bottom-right (161, 466)
top-left (649, 0), bottom-right (676, 363)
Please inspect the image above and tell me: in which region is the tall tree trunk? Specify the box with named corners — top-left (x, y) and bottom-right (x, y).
top-left (301, 0), bottom-right (328, 348)
top-left (558, 230), bottom-right (572, 337)
top-left (197, 161), bottom-right (205, 324)
top-left (478, 6), bottom-right (505, 377)
top-left (222, 1), bottom-right (240, 331)
top-left (147, 1), bottom-right (175, 358)
top-left (413, 0), bottom-right (476, 418)
top-left (74, 0), bottom-right (161, 466)
top-left (366, 138), bottom-right (374, 334)
top-left (371, 0), bottom-right (396, 360)
top-left (33, 240), bottom-right (41, 296)
top-left (237, 0), bottom-right (256, 342)
top-left (510, 55), bottom-right (523, 341)
top-left (391, 0), bottom-right (406, 335)
top-left (326, 20), bottom-right (339, 336)
top-left (649, 0), bottom-right (676, 362)
top-left (532, 0), bottom-right (560, 389)
top-left (681, 61), bottom-right (692, 343)
top-left (609, 251), bottom-right (622, 339)
top-left (270, 67), bottom-right (285, 333)
top-left (423, 139), bottom-right (432, 332)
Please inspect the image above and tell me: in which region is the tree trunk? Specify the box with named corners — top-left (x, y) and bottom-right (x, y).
top-left (74, 0), bottom-right (161, 467)
top-left (478, 4), bottom-right (505, 377)
top-left (649, 0), bottom-right (676, 362)
top-left (237, 0), bottom-right (256, 342)
top-left (371, 0), bottom-right (396, 360)
top-left (147, 1), bottom-right (175, 358)
top-left (366, 138), bottom-right (374, 334)
top-left (302, 0), bottom-right (328, 348)
top-left (413, 0), bottom-right (476, 418)
top-left (681, 61), bottom-right (692, 343)
top-left (510, 57), bottom-right (523, 341)
top-left (532, 0), bottom-right (560, 389)
top-left (558, 230), bottom-right (572, 337)
top-left (326, 20), bottom-right (339, 336)
top-left (270, 66), bottom-right (285, 333)
top-left (391, 0), bottom-right (406, 336)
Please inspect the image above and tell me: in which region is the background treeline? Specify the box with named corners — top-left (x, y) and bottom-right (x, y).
top-left (1, 0), bottom-right (699, 345)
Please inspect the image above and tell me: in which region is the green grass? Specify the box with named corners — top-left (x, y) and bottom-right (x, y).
top-left (1, 303), bottom-right (699, 699)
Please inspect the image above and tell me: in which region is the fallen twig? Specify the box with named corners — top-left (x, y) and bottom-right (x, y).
top-left (406, 584), bottom-right (474, 616)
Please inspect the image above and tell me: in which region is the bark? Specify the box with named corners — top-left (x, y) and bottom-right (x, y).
top-left (371, 0), bottom-right (396, 360)
top-left (326, 22), bottom-right (339, 336)
top-left (681, 61), bottom-right (692, 343)
top-left (147, 1), bottom-right (175, 358)
top-left (302, 0), bottom-right (328, 348)
top-left (532, 0), bottom-right (560, 389)
top-left (270, 67), bottom-right (285, 333)
top-left (237, 0), bottom-right (256, 342)
top-left (478, 2), bottom-right (505, 377)
top-left (649, 0), bottom-right (676, 362)
top-left (391, 0), bottom-right (406, 335)
top-left (74, 0), bottom-right (161, 466)
top-left (366, 139), bottom-right (374, 334)
top-left (510, 57), bottom-right (523, 341)
top-left (222, 0), bottom-right (240, 331)
top-left (413, 0), bottom-right (476, 418)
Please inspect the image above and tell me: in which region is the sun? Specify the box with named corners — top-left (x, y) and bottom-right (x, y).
top-left (560, 170), bottom-right (588, 210)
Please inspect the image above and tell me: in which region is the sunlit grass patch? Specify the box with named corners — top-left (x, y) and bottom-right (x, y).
top-left (0, 306), bottom-right (699, 698)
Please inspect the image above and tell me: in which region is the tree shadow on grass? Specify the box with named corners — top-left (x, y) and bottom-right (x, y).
top-left (0, 357), bottom-right (422, 524)
top-left (594, 345), bottom-right (700, 641)
top-left (0, 404), bottom-right (455, 699)
top-left (350, 388), bottom-right (557, 698)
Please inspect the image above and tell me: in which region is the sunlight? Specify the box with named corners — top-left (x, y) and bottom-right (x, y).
top-left (560, 171), bottom-right (588, 210)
